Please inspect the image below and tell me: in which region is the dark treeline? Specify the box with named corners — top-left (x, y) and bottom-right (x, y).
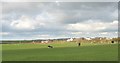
top-left (1, 40), bottom-right (33, 44)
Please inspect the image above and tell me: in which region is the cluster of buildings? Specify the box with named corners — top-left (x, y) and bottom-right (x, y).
top-left (32, 37), bottom-right (115, 44)
top-left (2, 37), bottom-right (118, 44)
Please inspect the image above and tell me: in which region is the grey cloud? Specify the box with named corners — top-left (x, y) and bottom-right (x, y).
top-left (1, 2), bottom-right (118, 40)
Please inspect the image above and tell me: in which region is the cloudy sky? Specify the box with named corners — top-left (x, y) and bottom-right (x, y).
top-left (1, 2), bottom-right (118, 40)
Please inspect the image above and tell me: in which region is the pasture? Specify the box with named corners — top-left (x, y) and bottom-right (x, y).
top-left (2, 42), bottom-right (118, 61)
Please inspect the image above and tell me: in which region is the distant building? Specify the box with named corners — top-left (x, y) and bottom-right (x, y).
top-left (85, 37), bottom-right (91, 40)
top-left (41, 40), bottom-right (49, 43)
top-left (67, 38), bottom-right (73, 42)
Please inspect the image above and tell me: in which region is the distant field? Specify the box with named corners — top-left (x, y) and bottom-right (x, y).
top-left (2, 42), bottom-right (118, 61)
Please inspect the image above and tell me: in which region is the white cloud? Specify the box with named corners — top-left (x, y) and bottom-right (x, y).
top-left (100, 32), bottom-right (108, 35)
top-left (108, 20), bottom-right (118, 29)
top-left (10, 11), bottom-right (66, 30)
top-left (10, 15), bottom-right (46, 30)
top-left (66, 20), bottom-right (118, 32)
top-left (115, 32), bottom-right (118, 34)
top-left (111, 20), bottom-right (118, 25)
top-left (71, 32), bottom-right (82, 35)
top-left (32, 34), bottom-right (56, 39)
top-left (10, 16), bottom-right (36, 30)
top-left (35, 34), bottom-right (50, 37)
top-left (0, 32), bottom-right (10, 35)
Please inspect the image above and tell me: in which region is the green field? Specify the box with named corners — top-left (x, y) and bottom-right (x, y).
top-left (2, 42), bottom-right (118, 61)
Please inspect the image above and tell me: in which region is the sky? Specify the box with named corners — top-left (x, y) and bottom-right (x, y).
top-left (1, 2), bottom-right (118, 40)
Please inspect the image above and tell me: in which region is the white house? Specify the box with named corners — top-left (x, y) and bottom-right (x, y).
top-left (67, 38), bottom-right (73, 42)
top-left (85, 37), bottom-right (91, 40)
top-left (41, 40), bottom-right (49, 43)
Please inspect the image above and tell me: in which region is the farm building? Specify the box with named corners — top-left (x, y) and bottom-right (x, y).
top-left (41, 40), bottom-right (49, 43)
top-left (66, 38), bottom-right (74, 42)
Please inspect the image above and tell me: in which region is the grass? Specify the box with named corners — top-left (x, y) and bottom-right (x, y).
top-left (2, 42), bottom-right (118, 61)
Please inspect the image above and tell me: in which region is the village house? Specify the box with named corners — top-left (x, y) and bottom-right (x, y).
top-left (66, 38), bottom-right (74, 42)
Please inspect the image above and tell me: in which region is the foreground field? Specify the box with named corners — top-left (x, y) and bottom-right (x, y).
top-left (2, 42), bottom-right (118, 61)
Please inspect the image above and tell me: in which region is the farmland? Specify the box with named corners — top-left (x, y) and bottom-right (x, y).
top-left (2, 42), bottom-right (118, 61)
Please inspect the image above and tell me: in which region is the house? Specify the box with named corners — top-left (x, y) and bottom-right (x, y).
top-left (85, 37), bottom-right (91, 40)
top-left (67, 38), bottom-right (73, 42)
top-left (41, 40), bottom-right (49, 44)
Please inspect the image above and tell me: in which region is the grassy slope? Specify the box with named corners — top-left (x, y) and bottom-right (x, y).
top-left (2, 43), bottom-right (118, 61)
